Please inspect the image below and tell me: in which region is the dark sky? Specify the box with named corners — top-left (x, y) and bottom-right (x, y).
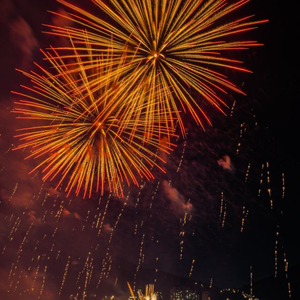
top-left (0, 1), bottom-right (299, 300)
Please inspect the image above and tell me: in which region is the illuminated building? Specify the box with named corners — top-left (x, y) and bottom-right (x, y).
top-left (170, 287), bottom-right (199, 300)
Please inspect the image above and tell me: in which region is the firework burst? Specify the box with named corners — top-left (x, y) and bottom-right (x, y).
top-left (47, 0), bottom-right (268, 135)
top-left (12, 38), bottom-right (175, 198)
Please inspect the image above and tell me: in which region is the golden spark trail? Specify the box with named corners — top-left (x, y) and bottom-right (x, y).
top-left (59, 256), bottom-right (71, 295)
top-left (13, 37), bottom-right (175, 199)
top-left (47, 0), bottom-right (267, 136)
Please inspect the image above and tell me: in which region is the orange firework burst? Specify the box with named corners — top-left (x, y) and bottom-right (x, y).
top-left (46, 0), bottom-right (268, 135)
top-left (12, 38), bottom-right (175, 198)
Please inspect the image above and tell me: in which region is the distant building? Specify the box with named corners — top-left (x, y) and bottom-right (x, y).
top-left (170, 286), bottom-right (246, 300)
top-left (170, 286), bottom-right (199, 300)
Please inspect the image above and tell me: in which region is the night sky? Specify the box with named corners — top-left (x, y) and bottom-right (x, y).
top-left (0, 1), bottom-right (299, 300)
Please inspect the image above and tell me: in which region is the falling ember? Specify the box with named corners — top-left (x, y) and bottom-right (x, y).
top-left (83, 255), bottom-right (94, 297)
top-left (283, 253), bottom-right (292, 298)
top-left (177, 133), bottom-right (188, 173)
top-left (250, 266), bottom-right (253, 297)
top-left (245, 163), bottom-right (251, 183)
top-left (41, 193), bottom-right (49, 207)
top-left (97, 251), bottom-right (113, 286)
top-left (287, 282), bottom-right (292, 299)
top-left (5, 143), bottom-right (14, 154)
top-left (189, 259), bottom-right (196, 277)
top-left (274, 224), bottom-right (279, 278)
top-left (30, 265), bottom-right (40, 293)
top-left (179, 240), bottom-right (184, 260)
top-left (97, 195), bottom-right (111, 236)
top-left (1, 245), bottom-right (7, 255)
top-left (265, 162), bottom-right (273, 209)
top-left (136, 233), bottom-right (146, 273)
top-left (258, 163), bottom-right (264, 197)
top-left (51, 227), bottom-right (58, 238)
top-left (149, 181), bottom-right (160, 210)
top-left (220, 191), bottom-right (224, 217)
top-left (12, 269), bottom-right (23, 293)
top-left (230, 100), bottom-right (236, 117)
top-left (154, 257), bottom-right (159, 283)
top-left (8, 183), bottom-right (18, 202)
top-left (221, 203), bottom-right (227, 228)
top-left (257, 161), bottom-right (274, 209)
top-left (38, 272), bottom-right (47, 300)
top-left (108, 192), bottom-right (129, 244)
top-left (236, 123), bottom-right (246, 155)
top-left (17, 223), bottom-right (33, 255)
top-left (240, 205), bottom-right (249, 233)
top-left (268, 188), bottom-right (273, 209)
top-left (59, 256), bottom-right (71, 295)
top-left (209, 278), bottom-right (213, 289)
top-left (282, 172), bottom-right (286, 200)
top-left (178, 207), bottom-right (192, 261)
top-left (8, 216), bottom-right (21, 240)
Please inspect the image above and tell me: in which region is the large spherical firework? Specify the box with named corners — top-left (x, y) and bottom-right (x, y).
top-left (12, 40), bottom-right (175, 198)
top-left (47, 0), bottom-right (268, 135)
